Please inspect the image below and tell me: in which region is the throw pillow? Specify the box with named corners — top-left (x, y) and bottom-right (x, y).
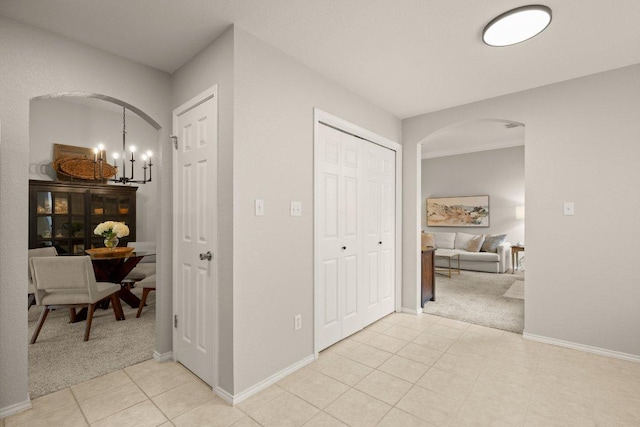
top-left (432, 232), bottom-right (456, 249)
top-left (421, 232), bottom-right (435, 248)
top-left (466, 234), bottom-right (485, 252)
top-left (454, 232), bottom-right (477, 250)
top-left (481, 234), bottom-right (507, 253)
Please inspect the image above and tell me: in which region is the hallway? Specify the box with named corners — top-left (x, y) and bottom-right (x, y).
top-left (3, 312), bottom-right (640, 426)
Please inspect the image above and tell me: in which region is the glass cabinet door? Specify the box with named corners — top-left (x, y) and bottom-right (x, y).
top-left (35, 191), bottom-right (53, 247)
top-left (104, 196), bottom-right (118, 216)
top-left (30, 181), bottom-right (137, 252)
top-left (117, 196), bottom-right (131, 217)
top-left (36, 190), bottom-right (86, 254)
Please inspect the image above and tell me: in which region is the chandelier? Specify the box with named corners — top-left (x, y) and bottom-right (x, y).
top-left (93, 107), bottom-right (153, 184)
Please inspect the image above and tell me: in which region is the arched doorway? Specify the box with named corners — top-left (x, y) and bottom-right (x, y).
top-left (417, 119), bottom-right (525, 333)
top-left (27, 92), bottom-right (162, 398)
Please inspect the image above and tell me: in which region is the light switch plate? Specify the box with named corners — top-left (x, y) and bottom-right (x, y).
top-left (294, 314), bottom-right (302, 331)
top-left (255, 199), bottom-right (264, 216)
top-left (290, 201), bottom-right (302, 216)
top-left (564, 202), bottom-right (574, 216)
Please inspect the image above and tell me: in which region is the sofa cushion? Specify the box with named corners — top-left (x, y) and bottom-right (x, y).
top-left (432, 232), bottom-right (455, 249)
top-left (456, 251), bottom-right (499, 262)
top-left (455, 232), bottom-right (485, 252)
top-left (481, 234), bottom-right (507, 253)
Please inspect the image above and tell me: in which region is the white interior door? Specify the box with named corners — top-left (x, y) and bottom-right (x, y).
top-left (173, 87), bottom-right (218, 386)
top-left (363, 143), bottom-right (396, 324)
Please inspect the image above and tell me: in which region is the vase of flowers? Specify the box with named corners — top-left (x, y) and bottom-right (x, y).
top-left (104, 235), bottom-right (119, 249)
top-left (94, 221), bottom-right (130, 250)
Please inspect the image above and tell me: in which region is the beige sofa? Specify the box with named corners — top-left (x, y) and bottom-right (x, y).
top-left (425, 231), bottom-right (512, 274)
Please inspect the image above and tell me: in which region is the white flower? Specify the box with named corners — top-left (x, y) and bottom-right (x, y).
top-left (112, 222), bottom-right (130, 238)
top-left (94, 221), bottom-right (130, 238)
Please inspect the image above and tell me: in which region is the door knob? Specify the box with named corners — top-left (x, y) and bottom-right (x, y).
top-left (378, 241), bottom-right (382, 245)
top-left (199, 251), bottom-right (213, 261)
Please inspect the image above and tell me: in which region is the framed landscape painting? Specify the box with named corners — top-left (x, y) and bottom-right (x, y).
top-left (427, 195), bottom-right (489, 227)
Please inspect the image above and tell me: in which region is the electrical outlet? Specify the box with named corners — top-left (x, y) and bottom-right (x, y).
top-left (290, 201), bottom-right (302, 216)
top-left (294, 314), bottom-right (302, 331)
top-left (563, 201), bottom-right (574, 216)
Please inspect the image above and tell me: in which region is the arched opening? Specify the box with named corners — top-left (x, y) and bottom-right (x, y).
top-left (417, 118), bottom-right (525, 333)
top-left (27, 92), bottom-right (162, 398)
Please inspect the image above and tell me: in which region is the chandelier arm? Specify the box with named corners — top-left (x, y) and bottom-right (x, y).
top-left (91, 106), bottom-right (152, 185)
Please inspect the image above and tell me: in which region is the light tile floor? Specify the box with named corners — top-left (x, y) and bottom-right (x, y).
top-left (3, 312), bottom-right (640, 426)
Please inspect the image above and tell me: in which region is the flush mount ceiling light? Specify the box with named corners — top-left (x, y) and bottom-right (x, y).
top-left (483, 5), bottom-right (552, 47)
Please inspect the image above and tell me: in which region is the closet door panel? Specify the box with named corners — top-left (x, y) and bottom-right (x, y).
top-left (362, 142), bottom-right (396, 323)
top-left (340, 134), bottom-right (363, 336)
top-left (366, 251), bottom-right (380, 305)
top-left (379, 148), bottom-right (396, 314)
top-left (317, 126), bottom-right (343, 349)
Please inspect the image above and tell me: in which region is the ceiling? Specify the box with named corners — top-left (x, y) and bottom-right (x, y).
top-left (1, 0), bottom-right (640, 120)
top-left (421, 119), bottom-right (524, 158)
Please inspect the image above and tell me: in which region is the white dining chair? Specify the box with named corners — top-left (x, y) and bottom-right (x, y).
top-left (124, 241), bottom-right (156, 282)
top-left (135, 274), bottom-right (156, 318)
top-left (28, 247), bottom-right (58, 309)
top-left (29, 255), bottom-right (124, 343)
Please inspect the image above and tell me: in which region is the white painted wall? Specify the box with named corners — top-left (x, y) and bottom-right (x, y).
top-left (170, 25), bottom-right (401, 397)
top-left (403, 64), bottom-right (640, 357)
top-left (232, 27), bottom-right (401, 394)
top-left (0, 16), bottom-right (172, 413)
top-left (171, 25), bottom-right (235, 394)
top-left (421, 146), bottom-right (525, 245)
top-left (29, 98), bottom-right (159, 242)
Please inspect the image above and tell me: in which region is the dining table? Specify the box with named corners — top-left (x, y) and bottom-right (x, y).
top-left (86, 247), bottom-right (156, 308)
top-left (69, 248), bottom-right (156, 322)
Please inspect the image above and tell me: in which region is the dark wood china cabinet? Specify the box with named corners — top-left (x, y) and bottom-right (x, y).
top-left (29, 180), bottom-right (137, 254)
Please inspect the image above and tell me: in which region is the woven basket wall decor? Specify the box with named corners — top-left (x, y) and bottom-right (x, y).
top-left (53, 157), bottom-right (117, 181)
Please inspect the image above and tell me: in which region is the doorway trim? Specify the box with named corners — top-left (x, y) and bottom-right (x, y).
top-left (171, 84), bottom-right (219, 389)
top-left (313, 108), bottom-right (403, 356)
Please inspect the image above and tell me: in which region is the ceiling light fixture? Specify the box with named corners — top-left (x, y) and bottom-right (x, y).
top-left (483, 5), bottom-right (552, 47)
top-left (93, 107), bottom-right (153, 184)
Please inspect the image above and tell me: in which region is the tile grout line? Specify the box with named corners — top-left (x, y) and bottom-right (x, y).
top-left (69, 383), bottom-right (91, 426)
top-left (83, 369), bottom-right (151, 425)
top-left (444, 333), bottom-right (496, 424)
top-left (316, 314), bottom-right (520, 425)
top-left (122, 367), bottom-right (164, 419)
top-left (321, 336), bottom-right (435, 425)
top-left (124, 366), bottom-right (218, 424)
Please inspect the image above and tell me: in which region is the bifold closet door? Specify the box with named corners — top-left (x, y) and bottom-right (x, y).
top-left (362, 142), bottom-right (396, 325)
top-left (317, 123), bottom-right (396, 351)
top-left (317, 124), bottom-right (363, 350)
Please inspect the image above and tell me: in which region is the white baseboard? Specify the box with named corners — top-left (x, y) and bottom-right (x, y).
top-left (523, 333), bottom-right (640, 363)
top-left (217, 354), bottom-right (316, 406)
top-left (401, 307), bottom-right (423, 315)
top-left (153, 350), bottom-right (174, 362)
top-left (0, 397), bottom-right (32, 419)
top-left (214, 386), bottom-right (234, 405)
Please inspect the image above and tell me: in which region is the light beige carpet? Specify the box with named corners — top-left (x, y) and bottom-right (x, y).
top-left (503, 279), bottom-right (525, 299)
top-left (28, 287), bottom-right (155, 398)
top-left (423, 270), bottom-right (524, 333)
